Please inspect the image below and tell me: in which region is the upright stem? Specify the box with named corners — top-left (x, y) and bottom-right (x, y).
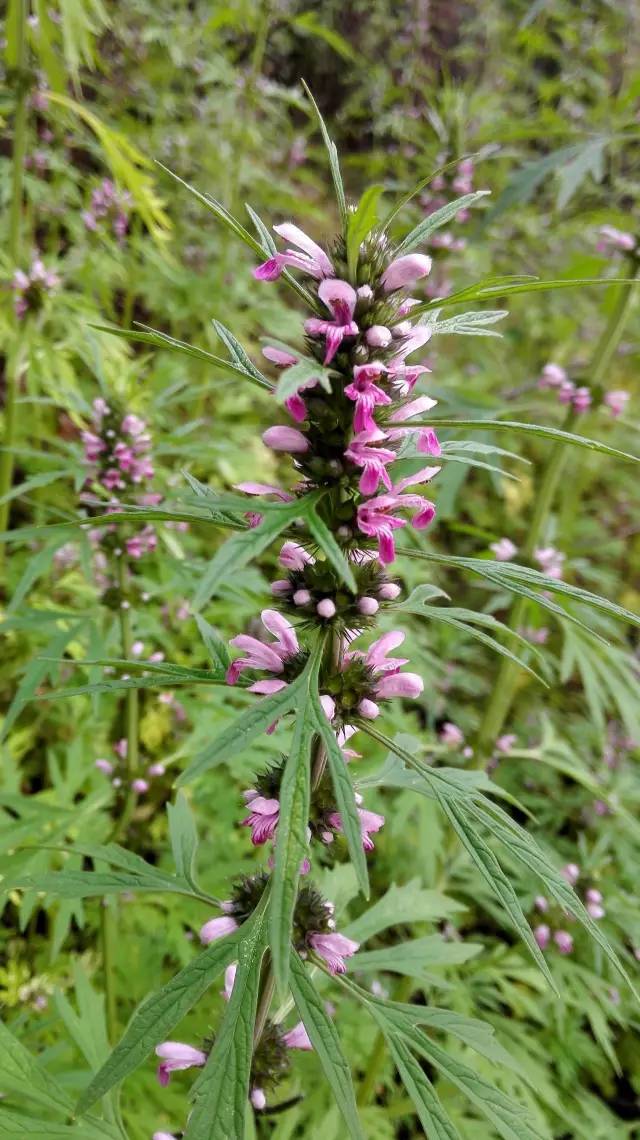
top-left (474, 266), bottom-right (639, 764)
top-left (100, 897), bottom-right (119, 1043)
top-left (0, 0), bottom-right (29, 570)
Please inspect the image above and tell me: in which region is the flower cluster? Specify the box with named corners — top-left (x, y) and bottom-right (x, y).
top-left (82, 179), bottom-right (132, 241)
top-left (537, 361), bottom-right (630, 418)
top-left (533, 864), bottom-right (607, 955)
top-left (11, 256), bottom-right (59, 318)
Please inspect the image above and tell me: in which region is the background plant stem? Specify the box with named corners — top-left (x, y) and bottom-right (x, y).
top-left (100, 897), bottom-right (119, 1043)
top-left (474, 266), bottom-right (639, 764)
top-left (0, 0), bottom-right (28, 574)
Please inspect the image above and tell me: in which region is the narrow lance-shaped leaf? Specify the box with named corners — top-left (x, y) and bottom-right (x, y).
top-left (395, 191), bottom-right (490, 254)
top-left (288, 951), bottom-right (364, 1140)
top-left (311, 692), bottom-right (369, 898)
top-left (306, 505), bottom-right (357, 591)
top-left (406, 417), bottom-right (640, 464)
top-left (167, 792), bottom-right (199, 886)
top-left (383, 1033), bottom-right (462, 1140)
top-left (302, 80), bottom-right (347, 224)
top-left (76, 934), bottom-right (240, 1114)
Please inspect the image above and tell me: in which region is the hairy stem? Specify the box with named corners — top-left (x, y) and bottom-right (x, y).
top-left (475, 266), bottom-right (639, 764)
top-left (0, 0), bottom-right (29, 571)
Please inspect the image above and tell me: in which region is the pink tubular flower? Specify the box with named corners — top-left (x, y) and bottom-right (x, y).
top-left (242, 794), bottom-right (280, 844)
top-left (226, 609), bottom-right (299, 689)
top-left (496, 733), bottom-right (517, 753)
top-left (344, 363), bottom-right (392, 432)
top-left (382, 253), bottom-right (432, 292)
top-left (345, 429), bottom-right (396, 495)
top-left (534, 924), bottom-right (550, 950)
top-left (596, 224), bottom-right (636, 255)
top-left (304, 279), bottom-right (358, 364)
top-left (490, 538), bottom-right (517, 562)
top-left (155, 1042), bottom-right (206, 1086)
top-left (365, 325), bottom-right (392, 348)
top-left (308, 931), bottom-right (359, 974)
top-left (254, 223), bottom-right (334, 281)
top-left (357, 466), bottom-right (439, 563)
top-left (604, 389), bottom-right (630, 417)
top-left (282, 1021), bottom-right (313, 1050)
top-left (328, 807), bottom-right (385, 851)
top-left (538, 362), bottom-right (567, 389)
top-left (279, 541), bottom-right (315, 570)
top-left (199, 914), bottom-right (238, 945)
top-left (262, 425), bottom-right (309, 453)
top-left (554, 930), bottom-right (573, 954)
top-left (440, 722), bottom-right (464, 746)
top-left (388, 396), bottom-right (440, 455)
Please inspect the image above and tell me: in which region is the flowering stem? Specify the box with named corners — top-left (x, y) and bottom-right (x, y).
top-left (0, 0), bottom-right (28, 571)
top-left (475, 268), bottom-right (639, 765)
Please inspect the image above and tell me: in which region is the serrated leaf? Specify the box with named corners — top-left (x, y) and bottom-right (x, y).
top-left (211, 320), bottom-right (270, 386)
top-left (0, 1020), bottom-right (73, 1116)
top-left (167, 792), bottom-right (199, 885)
top-left (384, 1034), bottom-right (462, 1140)
top-left (76, 933), bottom-right (239, 1113)
top-left (395, 191), bottom-right (490, 254)
top-left (194, 613), bottom-right (231, 671)
top-left (344, 880), bottom-right (464, 943)
top-left (354, 934), bottom-right (482, 980)
top-left (184, 909), bottom-right (267, 1140)
top-left (289, 951), bottom-right (364, 1140)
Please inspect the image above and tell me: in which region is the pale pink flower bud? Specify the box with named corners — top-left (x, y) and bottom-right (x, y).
top-left (572, 386), bottom-right (592, 413)
top-left (357, 284), bottom-right (374, 302)
top-left (554, 930), bottom-right (573, 954)
top-left (490, 538), bottom-right (517, 561)
top-left (358, 596), bottom-right (379, 615)
top-left (262, 426), bottom-right (309, 453)
top-left (147, 763), bottom-right (165, 777)
top-left (132, 778), bottom-right (149, 794)
top-left (271, 579), bottom-right (290, 595)
top-left (440, 722), bottom-right (464, 746)
top-left (379, 582), bottom-right (401, 600)
top-left (358, 698), bottom-right (380, 719)
top-left (200, 915), bottom-right (238, 944)
top-left (604, 389), bottom-right (629, 417)
top-left (496, 733), bottom-right (517, 753)
top-left (538, 362), bottom-right (567, 389)
top-left (251, 1088), bottom-right (266, 1110)
top-left (153, 1132), bottom-right (177, 1140)
top-left (319, 694), bottom-right (336, 721)
top-left (317, 599), bottom-right (336, 619)
top-left (534, 924), bottom-right (550, 950)
top-left (293, 589), bottom-right (312, 606)
top-left (279, 541), bottom-right (314, 570)
top-left (561, 863), bottom-right (580, 885)
top-left (534, 895), bottom-right (549, 913)
top-left (585, 888), bottom-right (602, 904)
top-left (131, 640), bottom-right (145, 657)
top-left (114, 738), bottom-right (128, 759)
top-left (365, 325), bottom-right (392, 347)
top-left (382, 254), bottom-right (432, 292)
top-left (155, 1041), bottom-right (206, 1086)
top-left (376, 672), bottom-right (424, 699)
top-left (95, 758), bottom-right (114, 775)
top-left (587, 901), bottom-right (605, 919)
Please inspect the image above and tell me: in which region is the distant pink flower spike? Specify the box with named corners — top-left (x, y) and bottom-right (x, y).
top-left (304, 279), bottom-right (358, 364)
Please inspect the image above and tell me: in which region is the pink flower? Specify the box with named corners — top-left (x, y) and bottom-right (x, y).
top-left (95, 758), bottom-right (114, 775)
top-left (561, 862), bottom-right (580, 885)
top-left (345, 429), bottom-right (396, 495)
top-left (534, 546), bottom-right (564, 580)
top-left (114, 738), bottom-right (128, 759)
top-left (308, 931), bottom-right (359, 974)
top-left (262, 425), bottom-right (309, 453)
top-left (379, 582), bottom-right (401, 600)
top-left (534, 924), bottom-right (550, 950)
top-left (344, 363), bottom-right (392, 432)
top-left (440, 722), bottom-right (464, 746)
top-left (572, 386), bottom-right (592, 413)
top-left (328, 807), bottom-right (385, 851)
top-left (496, 733), bottom-right (517, 753)
top-left (132, 778), bottom-right (149, 794)
top-left (317, 598), bottom-right (336, 619)
top-left (554, 930), bottom-right (573, 954)
top-left (387, 396), bottom-right (440, 455)
top-left (199, 914), bottom-right (238, 945)
top-left (365, 325), bottom-right (392, 348)
top-left (538, 363), bottom-right (567, 389)
top-left (604, 389), bottom-right (629, 417)
top-left (254, 223), bottom-right (334, 281)
top-left (596, 224), bottom-right (636, 255)
top-left (490, 538), bottom-right (517, 562)
top-left (81, 431), bottom-right (106, 462)
top-left (304, 279), bottom-right (358, 364)
top-left (534, 895), bottom-right (549, 912)
top-left (357, 466), bottom-right (439, 563)
top-left (587, 901), bottom-right (605, 919)
top-left (250, 1088), bottom-right (266, 1110)
top-left (382, 254), bottom-right (432, 292)
top-left (242, 794), bottom-right (280, 844)
top-left (279, 541), bottom-right (315, 570)
top-left (282, 1021), bottom-right (313, 1050)
top-left (155, 1042), bottom-right (206, 1086)
top-left (121, 413), bottom-right (147, 437)
top-left (227, 609), bottom-right (299, 688)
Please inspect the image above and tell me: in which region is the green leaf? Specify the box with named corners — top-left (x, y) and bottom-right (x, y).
top-left (211, 320), bottom-right (270, 387)
top-left (346, 185), bottom-right (383, 279)
top-left (382, 153), bottom-right (482, 229)
top-left (76, 934), bottom-right (239, 1113)
top-left (312, 691), bottom-right (369, 898)
top-left (408, 275), bottom-right (640, 318)
top-left (184, 909), bottom-right (267, 1140)
top-left (555, 137), bottom-right (607, 210)
top-left (177, 674), bottom-right (303, 785)
top-left (302, 80), bottom-right (347, 224)
top-left (395, 191), bottom-right (490, 254)
top-left (0, 1019), bottom-right (74, 1116)
top-left (194, 613), bottom-right (231, 671)
top-left (8, 868), bottom-right (189, 900)
top-left (406, 607), bottom-right (547, 684)
top-left (274, 358), bottom-right (333, 405)
top-left (1, 621), bottom-right (85, 741)
top-left (409, 417), bottom-right (640, 464)
top-left (353, 934), bottom-right (482, 980)
top-left (90, 324), bottom-right (272, 391)
top-left (384, 1034), bottom-right (462, 1140)
top-left (306, 506), bottom-right (357, 591)
top-left (0, 1111), bottom-right (120, 1139)
top-left (192, 497), bottom-right (309, 610)
top-left (430, 309), bottom-right (508, 337)
top-left (167, 792), bottom-right (199, 886)
top-left (270, 668), bottom-right (316, 996)
top-left (288, 952), bottom-right (364, 1140)
top-left (344, 879), bottom-right (464, 943)
top-left (0, 468), bottom-right (70, 508)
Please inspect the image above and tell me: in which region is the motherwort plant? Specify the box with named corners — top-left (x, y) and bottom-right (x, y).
top-left (71, 95), bottom-right (640, 1140)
